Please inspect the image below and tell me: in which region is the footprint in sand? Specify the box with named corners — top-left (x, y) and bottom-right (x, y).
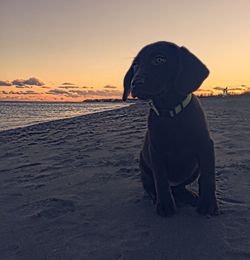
top-left (23, 198), bottom-right (76, 219)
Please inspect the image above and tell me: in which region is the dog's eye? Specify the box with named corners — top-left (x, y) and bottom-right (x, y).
top-left (152, 56), bottom-right (167, 65)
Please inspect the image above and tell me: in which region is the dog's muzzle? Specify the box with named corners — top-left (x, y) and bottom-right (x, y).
top-left (131, 76), bottom-right (153, 99)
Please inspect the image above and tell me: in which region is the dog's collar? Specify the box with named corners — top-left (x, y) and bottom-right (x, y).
top-left (149, 94), bottom-right (192, 117)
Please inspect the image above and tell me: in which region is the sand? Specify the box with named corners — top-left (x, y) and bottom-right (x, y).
top-left (0, 95), bottom-right (250, 260)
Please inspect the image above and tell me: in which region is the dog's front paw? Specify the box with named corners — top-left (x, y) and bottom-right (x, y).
top-left (197, 194), bottom-right (219, 216)
top-left (156, 194), bottom-right (176, 217)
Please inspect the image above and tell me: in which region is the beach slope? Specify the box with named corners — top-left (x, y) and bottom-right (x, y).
top-left (0, 96), bottom-right (250, 260)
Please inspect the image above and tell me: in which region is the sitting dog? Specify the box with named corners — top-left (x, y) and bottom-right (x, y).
top-left (122, 41), bottom-right (218, 217)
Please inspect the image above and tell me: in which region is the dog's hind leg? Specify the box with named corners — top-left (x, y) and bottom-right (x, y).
top-left (140, 151), bottom-right (157, 204)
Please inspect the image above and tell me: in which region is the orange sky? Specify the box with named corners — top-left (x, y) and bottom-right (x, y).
top-left (1, 0), bottom-right (250, 102)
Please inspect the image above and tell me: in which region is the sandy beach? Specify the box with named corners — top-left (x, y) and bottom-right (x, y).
top-left (0, 95), bottom-right (250, 260)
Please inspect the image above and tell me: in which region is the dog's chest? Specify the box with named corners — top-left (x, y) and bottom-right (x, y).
top-left (148, 118), bottom-right (194, 151)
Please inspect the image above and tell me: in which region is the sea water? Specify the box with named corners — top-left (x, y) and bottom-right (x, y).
top-left (0, 101), bottom-right (131, 131)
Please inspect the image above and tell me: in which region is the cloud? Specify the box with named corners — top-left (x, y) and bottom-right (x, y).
top-left (68, 90), bottom-right (88, 95)
top-left (24, 77), bottom-right (44, 86)
top-left (58, 85), bottom-right (95, 89)
top-left (2, 90), bottom-right (39, 95)
top-left (62, 82), bottom-right (75, 85)
top-left (58, 85), bottom-right (79, 89)
top-left (12, 79), bottom-right (25, 86)
top-left (12, 77), bottom-right (44, 86)
top-left (0, 80), bottom-right (12, 86)
top-left (195, 88), bottom-right (213, 93)
top-left (103, 85), bottom-right (117, 89)
top-left (240, 85), bottom-right (250, 90)
top-left (46, 88), bottom-right (122, 98)
top-left (15, 85), bottom-right (33, 89)
top-left (69, 89), bottom-right (122, 97)
top-left (213, 85), bottom-right (250, 92)
top-left (46, 89), bottom-right (79, 98)
top-left (47, 89), bottom-right (69, 95)
top-left (213, 86), bottom-right (225, 91)
top-left (229, 87), bottom-right (247, 91)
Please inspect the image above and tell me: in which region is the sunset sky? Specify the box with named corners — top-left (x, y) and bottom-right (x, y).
top-left (1, 0), bottom-right (250, 101)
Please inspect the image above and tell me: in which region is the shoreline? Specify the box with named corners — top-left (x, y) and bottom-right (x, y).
top-left (0, 102), bottom-right (133, 133)
top-left (0, 97), bottom-right (250, 259)
top-left (1, 94), bottom-right (249, 133)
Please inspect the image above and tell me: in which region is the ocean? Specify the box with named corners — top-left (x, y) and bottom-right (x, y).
top-left (0, 101), bottom-right (131, 132)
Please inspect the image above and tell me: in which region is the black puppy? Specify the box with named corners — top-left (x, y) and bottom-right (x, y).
top-left (123, 41), bottom-right (218, 217)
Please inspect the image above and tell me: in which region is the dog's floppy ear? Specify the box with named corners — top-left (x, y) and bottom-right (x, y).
top-left (122, 65), bottom-right (133, 101)
top-left (175, 47), bottom-right (209, 95)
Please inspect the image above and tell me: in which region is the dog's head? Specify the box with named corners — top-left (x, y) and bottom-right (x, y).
top-left (122, 41), bottom-right (209, 101)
